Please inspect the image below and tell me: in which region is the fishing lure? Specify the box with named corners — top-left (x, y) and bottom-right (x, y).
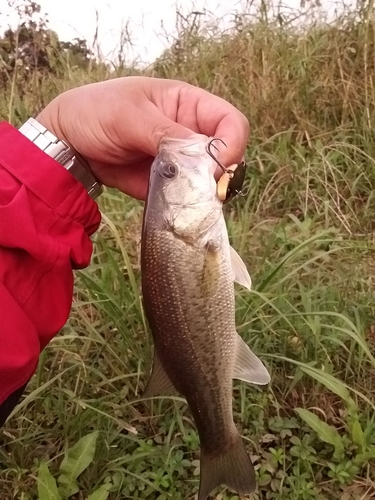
top-left (206, 138), bottom-right (247, 204)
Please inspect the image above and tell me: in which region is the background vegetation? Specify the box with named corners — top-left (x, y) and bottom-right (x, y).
top-left (0, 0), bottom-right (375, 498)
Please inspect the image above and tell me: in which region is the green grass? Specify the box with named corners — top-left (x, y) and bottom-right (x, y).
top-left (1, 2), bottom-right (375, 499)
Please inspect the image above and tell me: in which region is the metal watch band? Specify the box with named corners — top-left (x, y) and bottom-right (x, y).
top-left (19, 117), bottom-right (102, 199)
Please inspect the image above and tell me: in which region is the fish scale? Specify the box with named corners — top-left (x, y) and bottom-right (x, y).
top-left (140, 136), bottom-right (271, 499)
top-left (143, 232), bottom-right (235, 447)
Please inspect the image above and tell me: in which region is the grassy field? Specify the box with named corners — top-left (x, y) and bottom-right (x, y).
top-left (1, 2), bottom-right (375, 499)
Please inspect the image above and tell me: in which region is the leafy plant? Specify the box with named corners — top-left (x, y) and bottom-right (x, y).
top-left (36, 432), bottom-right (112, 500)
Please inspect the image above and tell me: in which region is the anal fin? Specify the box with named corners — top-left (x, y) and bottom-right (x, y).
top-left (198, 432), bottom-right (256, 500)
top-left (234, 334), bottom-right (271, 385)
top-left (143, 350), bottom-right (176, 399)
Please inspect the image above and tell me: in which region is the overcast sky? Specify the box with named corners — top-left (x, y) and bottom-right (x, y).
top-left (0, 0), bottom-right (347, 65)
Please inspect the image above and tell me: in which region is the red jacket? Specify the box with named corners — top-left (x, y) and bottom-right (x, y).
top-left (0, 122), bottom-right (101, 405)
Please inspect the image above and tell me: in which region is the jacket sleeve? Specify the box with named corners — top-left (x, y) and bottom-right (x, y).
top-left (0, 121), bottom-right (101, 405)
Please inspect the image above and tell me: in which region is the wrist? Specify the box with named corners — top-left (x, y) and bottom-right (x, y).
top-left (36, 109), bottom-right (63, 143)
top-left (19, 116), bottom-right (102, 200)
top-left (36, 93), bottom-right (69, 145)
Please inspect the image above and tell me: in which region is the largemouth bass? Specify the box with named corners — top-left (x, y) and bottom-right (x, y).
top-left (141, 135), bottom-right (270, 499)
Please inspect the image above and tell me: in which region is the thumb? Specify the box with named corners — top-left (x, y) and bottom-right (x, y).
top-left (140, 107), bottom-right (195, 157)
top-left (140, 111), bottom-right (228, 180)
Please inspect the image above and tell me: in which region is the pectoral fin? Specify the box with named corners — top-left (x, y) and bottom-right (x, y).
top-left (230, 246), bottom-right (252, 290)
top-left (143, 351), bottom-right (176, 398)
top-left (233, 334), bottom-right (271, 385)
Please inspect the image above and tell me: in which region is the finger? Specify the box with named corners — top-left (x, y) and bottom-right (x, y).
top-left (127, 103), bottom-right (195, 158)
top-left (114, 161), bottom-right (151, 200)
top-left (90, 158), bottom-right (152, 200)
top-left (177, 86), bottom-right (250, 167)
top-left (212, 113), bottom-right (249, 167)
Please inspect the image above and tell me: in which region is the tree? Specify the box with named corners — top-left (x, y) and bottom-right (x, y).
top-left (0, 0), bottom-right (94, 84)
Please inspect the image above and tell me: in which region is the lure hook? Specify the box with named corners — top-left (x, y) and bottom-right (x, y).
top-left (206, 138), bottom-right (231, 174)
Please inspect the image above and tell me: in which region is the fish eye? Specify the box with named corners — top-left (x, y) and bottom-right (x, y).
top-left (160, 162), bottom-right (179, 179)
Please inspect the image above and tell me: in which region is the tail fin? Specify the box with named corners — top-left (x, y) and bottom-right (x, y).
top-left (198, 433), bottom-right (256, 500)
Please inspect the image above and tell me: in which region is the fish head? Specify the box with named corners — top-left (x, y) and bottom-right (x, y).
top-left (146, 135), bottom-right (224, 248)
top-left (155, 135), bottom-right (217, 205)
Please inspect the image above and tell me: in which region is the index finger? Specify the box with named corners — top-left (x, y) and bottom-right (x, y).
top-left (178, 85), bottom-right (250, 167)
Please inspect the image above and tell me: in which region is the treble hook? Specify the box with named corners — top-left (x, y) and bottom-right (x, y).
top-left (206, 138), bottom-right (231, 175)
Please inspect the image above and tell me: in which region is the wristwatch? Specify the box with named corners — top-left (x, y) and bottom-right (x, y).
top-left (19, 117), bottom-right (102, 199)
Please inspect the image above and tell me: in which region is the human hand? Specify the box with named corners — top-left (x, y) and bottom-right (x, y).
top-left (37, 76), bottom-right (249, 200)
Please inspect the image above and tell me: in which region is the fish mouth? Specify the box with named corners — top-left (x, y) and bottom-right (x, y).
top-left (159, 135), bottom-right (213, 158)
top-left (166, 199), bottom-right (221, 208)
